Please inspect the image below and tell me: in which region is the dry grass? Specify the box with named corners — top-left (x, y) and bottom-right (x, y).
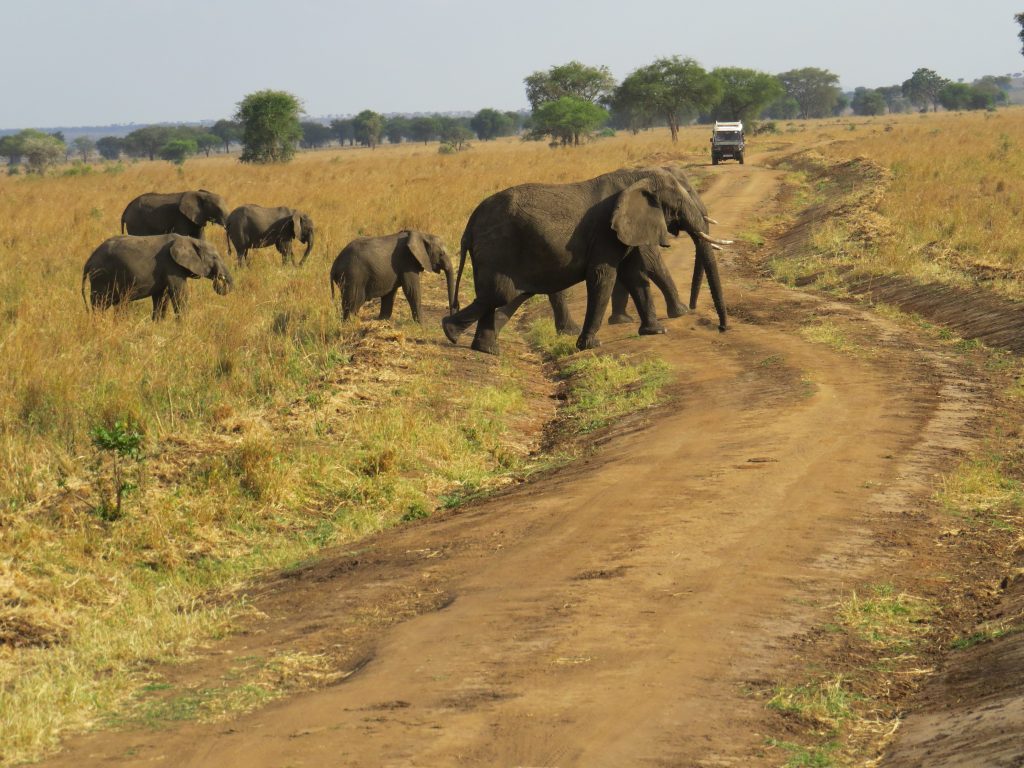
top-left (0, 128), bottom-right (709, 763)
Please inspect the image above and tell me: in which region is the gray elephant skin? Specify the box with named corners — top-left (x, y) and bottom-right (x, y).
top-left (82, 234), bottom-right (233, 320)
top-left (329, 230), bottom-right (456, 323)
top-left (226, 205), bottom-right (314, 266)
top-left (120, 190), bottom-right (231, 239)
top-left (444, 167), bottom-right (728, 355)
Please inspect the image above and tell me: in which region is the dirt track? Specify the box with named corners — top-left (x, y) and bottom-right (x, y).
top-left (41, 164), bottom-right (990, 766)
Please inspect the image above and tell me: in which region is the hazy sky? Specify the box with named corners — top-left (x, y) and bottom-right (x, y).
top-left (2, 0), bottom-right (1022, 129)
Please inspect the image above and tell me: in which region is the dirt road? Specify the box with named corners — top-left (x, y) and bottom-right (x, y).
top-left (42, 164), bottom-right (985, 766)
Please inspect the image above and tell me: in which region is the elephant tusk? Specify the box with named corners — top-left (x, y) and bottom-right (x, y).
top-left (704, 216), bottom-right (719, 225)
top-left (698, 231), bottom-right (732, 246)
top-left (709, 243), bottom-right (723, 251)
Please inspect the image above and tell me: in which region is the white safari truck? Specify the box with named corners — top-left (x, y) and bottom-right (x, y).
top-left (711, 121), bottom-right (744, 165)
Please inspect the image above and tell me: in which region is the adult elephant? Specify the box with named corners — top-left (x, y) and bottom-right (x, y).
top-left (82, 234), bottom-right (233, 320)
top-left (226, 205), bottom-right (314, 266)
top-left (443, 167), bottom-right (729, 355)
top-left (120, 190), bottom-right (230, 240)
top-left (330, 230), bottom-right (455, 322)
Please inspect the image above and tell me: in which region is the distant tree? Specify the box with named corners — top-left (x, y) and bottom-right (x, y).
top-left (235, 89), bottom-right (303, 163)
top-left (1017, 12), bottom-right (1024, 56)
top-left (330, 118), bottom-right (355, 146)
top-left (608, 74), bottom-right (658, 133)
top-left (95, 136), bottom-right (123, 160)
top-left (385, 115), bottom-right (411, 144)
top-left (616, 56), bottom-right (721, 142)
top-left (435, 116), bottom-right (474, 149)
top-left (850, 87), bottom-right (888, 116)
top-left (300, 120), bottom-right (333, 148)
top-left (761, 92), bottom-right (800, 119)
top-left (902, 68), bottom-right (948, 112)
top-left (194, 132), bottom-right (221, 157)
top-left (708, 67), bottom-right (784, 124)
top-left (524, 60), bottom-right (616, 110)
top-left (22, 132), bottom-right (65, 173)
top-left (0, 134), bottom-right (24, 167)
top-left (159, 138), bottom-right (197, 165)
top-left (408, 116), bottom-right (439, 144)
top-left (529, 96), bottom-right (608, 146)
top-left (71, 136), bottom-right (95, 162)
top-left (211, 119), bottom-right (242, 153)
top-left (972, 77), bottom-right (1009, 107)
top-left (470, 108), bottom-right (514, 140)
top-left (876, 85), bottom-right (911, 113)
top-left (504, 111), bottom-right (526, 133)
top-left (777, 68), bottom-right (842, 118)
top-left (353, 109), bottom-right (385, 148)
top-left (832, 93), bottom-right (850, 116)
top-left (124, 126), bottom-right (172, 160)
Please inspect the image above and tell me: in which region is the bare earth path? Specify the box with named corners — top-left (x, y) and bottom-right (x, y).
top-left (42, 164), bottom-right (985, 766)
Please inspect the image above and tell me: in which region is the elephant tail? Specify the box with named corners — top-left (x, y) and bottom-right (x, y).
top-left (81, 268), bottom-right (91, 311)
top-left (120, 215), bottom-right (126, 235)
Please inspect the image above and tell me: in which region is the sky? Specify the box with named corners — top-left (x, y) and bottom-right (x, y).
top-left (2, 0), bottom-right (1022, 129)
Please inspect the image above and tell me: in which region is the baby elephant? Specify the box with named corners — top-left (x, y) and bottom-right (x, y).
top-left (226, 205), bottom-right (314, 266)
top-left (82, 234), bottom-right (233, 320)
top-left (330, 230), bottom-right (455, 323)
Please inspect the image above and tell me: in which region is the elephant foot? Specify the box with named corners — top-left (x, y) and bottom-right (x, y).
top-left (638, 323), bottom-right (667, 336)
top-left (667, 304), bottom-right (688, 318)
top-left (689, 300), bottom-right (698, 311)
top-left (555, 322), bottom-right (582, 336)
top-left (607, 313), bottom-right (634, 325)
top-left (718, 323), bottom-right (728, 333)
top-left (576, 334), bottom-right (601, 351)
top-left (442, 316), bottom-right (470, 344)
top-left (470, 336), bottom-right (500, 356)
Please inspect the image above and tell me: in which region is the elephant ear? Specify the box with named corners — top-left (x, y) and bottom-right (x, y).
top-left (404, 230), bottom-right (432, 272)
top-left (611, 179), bottom-right (671, 248)
top-left (178, 192), bottom-right (203, 225)
top-left (169, 236), bottom-right (210, 277)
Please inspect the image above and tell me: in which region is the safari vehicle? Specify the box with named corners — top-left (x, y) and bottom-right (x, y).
top-left (711, 121), bottom-right (744, 165)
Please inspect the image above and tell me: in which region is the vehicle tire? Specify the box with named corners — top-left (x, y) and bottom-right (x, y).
top-left (712, 155), bottom-right (719, 166)
top-left (738, 151), bottom-right (744, 165)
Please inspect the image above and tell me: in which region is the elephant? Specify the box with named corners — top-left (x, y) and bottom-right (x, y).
top-left (443, 167), bottom-right (729, 355)
top-left (226, 205), bottom-right (315, 266)
top-left (329, 229), bottom-right (456, 323)
top-left (120, 190), bottom-right (231, 240)
top-left (82, 234), bottom-right (233, 320)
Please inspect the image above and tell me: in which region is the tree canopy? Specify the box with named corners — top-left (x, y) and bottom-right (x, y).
top-left (300, 120), bottom-right (333, 148)
top-left (528, 96), bottom-right (608, 146)
top-left (708, 67), bottom-right (784, 123)
top-left (616, 57), bottom-right (721, 142)
top-left (211, 119), bottom-right (242, 153)
top-left (95, 136), bottom-right (123, 161)
top-left (353, 110), bottom-right (385, 148)
top-left (470, 108), bottom-right (515, 140)
top-left (850, 87), bottom-right (887, 116)
top-left (235, 89), bottom-right (304, 163)
top-left (524, 60), bottom-right (616, 110)
top-left (777, 68), bottom-right (842, 119)
top-left (0, 129), bottom-right (66, 173)
top-left (901, 68), bottom-right (948, 112)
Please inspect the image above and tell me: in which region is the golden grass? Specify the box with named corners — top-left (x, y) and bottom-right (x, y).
top-left (0, 128), bottom-right (710, 763)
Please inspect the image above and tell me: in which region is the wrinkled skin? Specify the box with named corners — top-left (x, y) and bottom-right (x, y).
top-left (330, 230), bottom-right (455, 323)
top-left (226, 205), bottom-right (315, 266)
top-left (444, 167), bottom-right (727, 355)
top-left (82, 234), bottom-right (234, 320)
top-left (121, 190), bottom-right (231, 241)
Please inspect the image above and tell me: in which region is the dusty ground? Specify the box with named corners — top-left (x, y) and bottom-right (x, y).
top-left (35, 162), bottom-right (1010, 766)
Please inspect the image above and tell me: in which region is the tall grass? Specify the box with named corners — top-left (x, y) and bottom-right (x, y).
top-left (0, 128), bottom-right (705, 763)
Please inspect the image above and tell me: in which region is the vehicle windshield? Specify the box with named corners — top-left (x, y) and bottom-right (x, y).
top-left (714, 131), bottom-right (742, 142)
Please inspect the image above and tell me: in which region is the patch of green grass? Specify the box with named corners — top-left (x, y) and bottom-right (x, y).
top-left (799, 319), bottom-right (863, 356)
top-left (951, 622), bottom-right (1024, 650)
top-left (526, 318), bottom-right (578, 359)
top-left (937, 454), bottom-right (1024, 530)
top-left (837, 584), bottom-right (933, 652)
top-left (767, 676), bottom-right (857, 730)
top-left (561, 354), bottom-right (670, 433)
top-left (765, 738), bottom-right (839, 768)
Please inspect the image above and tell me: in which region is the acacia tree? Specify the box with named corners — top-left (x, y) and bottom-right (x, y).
top-left (353, 110), bottom-right (385, 148)
top-left (408, 116), bottom-right (439, 144)
top-left (709, 67), bottom-right (784, 123)
top-left (96, 136), bottom-right (123, 160)
top-left (529, 97), bottom-right (608, 145)
top-left (235, 90), bottom-right (303, 163)
top-left (777, 68), bottom-right (842, 118)
top-left (22, 133), bottom-right (65, 173)
top-left (194, 132), bottom-right (221, 157)
top-left (901, 68), bottom-right (948, 112)
top-left (331, 118), bottom-right (355, 146)
top-left (300, 120), bottom-right (333, 148)
top-left (524, 60), bottom-right (616, 110)
top-left (617, 57), bottom-right (721, 142)
top-left (385, 116), bottom-right (410, 144)
top-left (72, 136), bottom-right (95, 162)
top-left (211, 119), bottom-right (242, 153)
top-left (470, 108), bottom-right (514, 140)
top-left (1017, 12), bottom-right (1024, 56)
top-left (124, 126), bottom-right (172, 160)
top-left (850, 87), bottom-right (887, 115)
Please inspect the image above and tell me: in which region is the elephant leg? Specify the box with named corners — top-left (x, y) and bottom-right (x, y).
top-left (343, 284), bottom-right (365, 321)
top-left (378, 286), bottom-right (398, 321)
top-left (619, 257), bottom-right (665, 335)
top-left (442, 299), bottom-right (485, 343)
top-left (641, 246), bottom-right (686, 317)
top-left (494, 292), bottom-right (534, 334)
top-left (168, 284), bottom-right (187, 317)
top-left (151, 292), bottom-right (169, 321)
top-left (607, 279), bottom-right (634, 325)
top-left (470, 308), bottom-right (501, 356)
top-left (577, 262), bottom-right (617, 350)
top-left (547, 290), bottom-right (581, 335)
top-left (277, 241), bottom-right (294, 267)
top-left (400, 273), bottom-right (423, 323)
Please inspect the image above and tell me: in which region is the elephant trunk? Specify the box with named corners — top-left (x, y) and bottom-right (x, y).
top-left (300, 227), bottom-right (314, 265)
top-left (693, 238), bottom-right (727, 331)
top-left (441, 254), bottom-right (457, 315)
top-left (212, 262), bottom-right (234, 296)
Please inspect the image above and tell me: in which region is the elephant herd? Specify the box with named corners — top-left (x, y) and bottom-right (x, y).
top-left (81, 164), bottom-right (730, 355)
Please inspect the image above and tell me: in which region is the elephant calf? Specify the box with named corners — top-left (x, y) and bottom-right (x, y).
top-left (330, 230), bottom-right (455, 323)
top-left (82, 234), bottom-right (233, 320)
top-left (121, 189), bottom-right (230, 240)
top-left (226, 205), bottom-right (314, 266)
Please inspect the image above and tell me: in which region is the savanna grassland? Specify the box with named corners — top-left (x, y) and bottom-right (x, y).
top-left (0, 129), bottom-right (706, 764)
top-left (5, 108), bottom-right (1024, 766)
